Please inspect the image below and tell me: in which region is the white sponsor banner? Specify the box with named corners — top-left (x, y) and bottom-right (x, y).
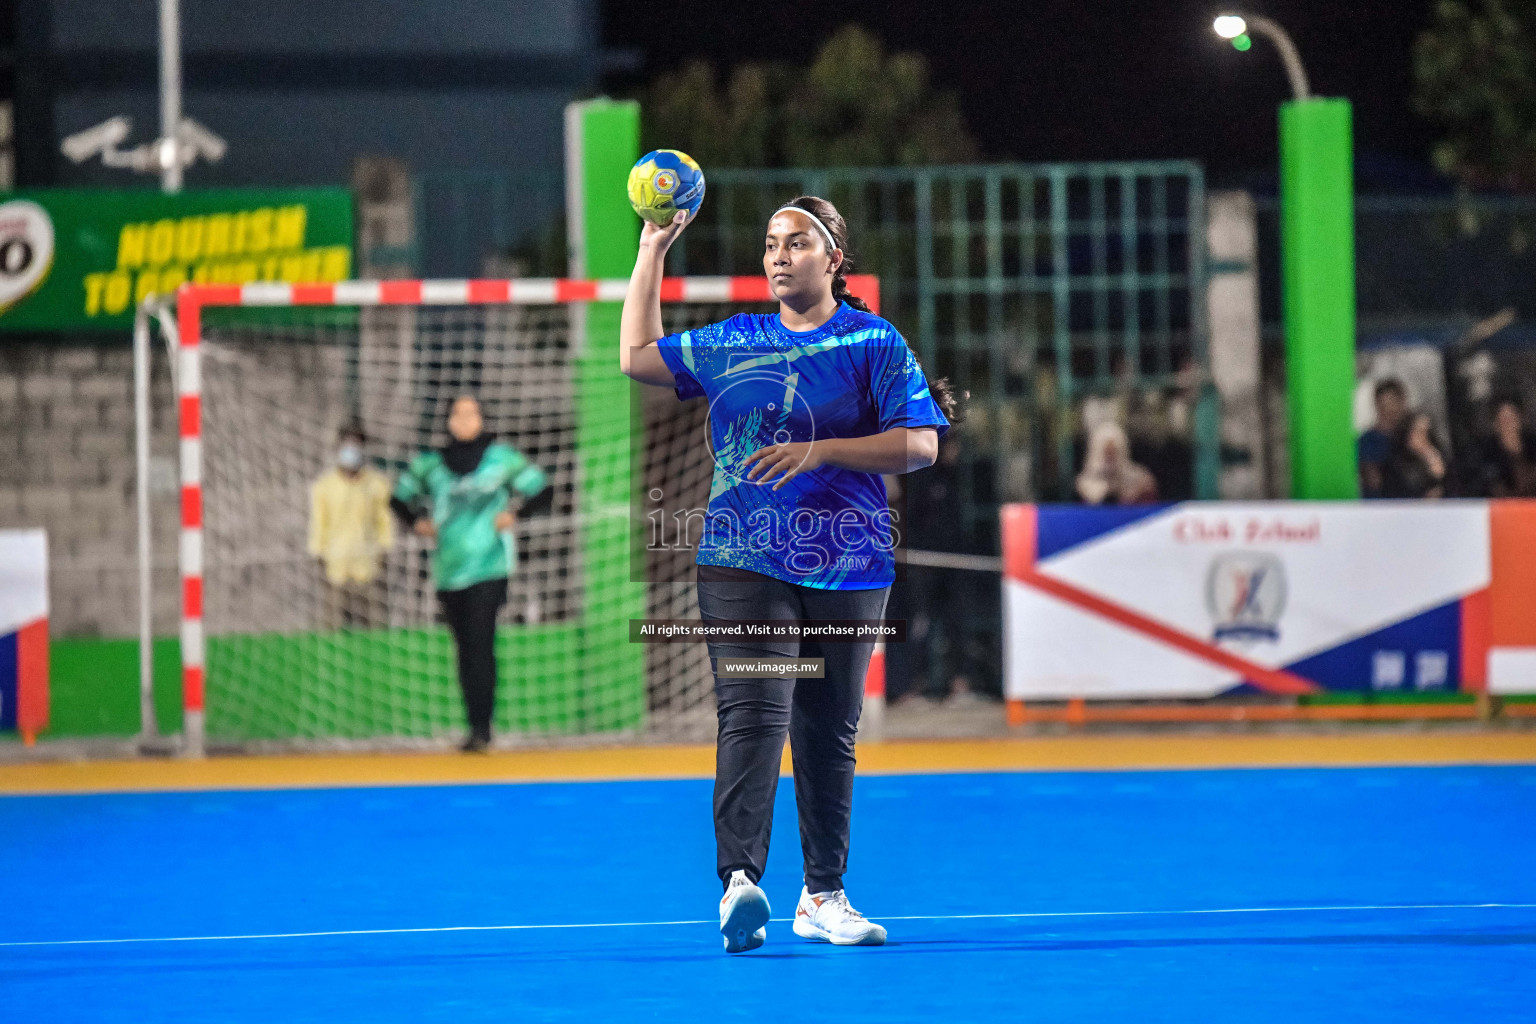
top-left (0, 529), bottom-right (48, 634)
top-left (1004, 503), bottom-right (1490, 700)
top-left (1489, 648), bottom-right (1536, 695)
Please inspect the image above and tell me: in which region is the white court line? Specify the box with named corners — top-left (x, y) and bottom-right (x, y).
top-left (2, 902), bottom-right (1534, 949)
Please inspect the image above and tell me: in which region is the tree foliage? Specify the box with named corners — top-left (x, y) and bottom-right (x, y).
top-left (1414, 0), bottom-right (1536, 190)
top-left (640, 25), bottom-right (978, 168)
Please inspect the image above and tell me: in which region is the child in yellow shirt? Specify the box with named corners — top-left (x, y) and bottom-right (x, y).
top-left (309, 427), bottom-right (395, 628)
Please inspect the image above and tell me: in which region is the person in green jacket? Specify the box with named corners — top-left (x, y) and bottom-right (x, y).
top-left (391, 395), bottom-right (552, 752)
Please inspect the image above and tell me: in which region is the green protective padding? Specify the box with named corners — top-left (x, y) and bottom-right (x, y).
top-left (204, 626), bottom-right (581, 740)
top-left (575, 101), bottom-right (643, 280)
top-left (570, 99), bottom-right (647, 731)
top-left (1280, 99), bottom-right (1359, 500)
top-left (40, 637), bottom-right (182, 736)
top-left (41, 631), bottom-right (578, 739)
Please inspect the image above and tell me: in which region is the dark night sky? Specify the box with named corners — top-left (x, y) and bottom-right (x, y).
top-left (603, 0), bottom-right (1445, 191)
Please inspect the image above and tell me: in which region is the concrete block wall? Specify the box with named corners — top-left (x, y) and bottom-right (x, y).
top-left (0, 342), bottom-right (182, 638)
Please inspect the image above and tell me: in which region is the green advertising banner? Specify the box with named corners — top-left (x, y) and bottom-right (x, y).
top-left (0, 188), bottom-right (353, 331)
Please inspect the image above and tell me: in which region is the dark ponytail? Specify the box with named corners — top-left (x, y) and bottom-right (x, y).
top-left (782, 195), bottom-right (964, 424)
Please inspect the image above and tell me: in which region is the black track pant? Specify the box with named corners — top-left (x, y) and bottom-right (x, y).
top-left (696, 567), bottom-right (890, 894)
top-left (439, 577), bottom-right (508, 739)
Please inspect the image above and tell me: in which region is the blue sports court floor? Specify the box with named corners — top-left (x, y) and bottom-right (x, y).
top-left (3, 750), bottom-right (1535, 1022)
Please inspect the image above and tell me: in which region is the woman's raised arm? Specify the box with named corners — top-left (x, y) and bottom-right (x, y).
top-left (619, 211), bottom-right (690, 386)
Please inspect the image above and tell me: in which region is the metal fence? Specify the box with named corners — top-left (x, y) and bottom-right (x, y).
top-left (679, 165), bottom-right (1217, 533)
top-left (1249, 195), bottom-right (1536, 502)
top-left (1252, 195), bottom-right (1536, 338)
top-left (413, 161), bottom-right (1218, 540)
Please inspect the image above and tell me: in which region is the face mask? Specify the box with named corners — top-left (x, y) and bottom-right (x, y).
top-left (337, 444), bottom-right (363, 471)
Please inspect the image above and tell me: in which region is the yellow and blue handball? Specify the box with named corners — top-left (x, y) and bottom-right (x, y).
top-left (627, 149), bottom-right (705, 226)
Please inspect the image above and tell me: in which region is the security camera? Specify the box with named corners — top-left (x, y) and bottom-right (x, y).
top-left (61, 116), bottom-right (132, 164)
top-left (177, 118), bottom-right (227, 164)
top-left (59, 112), bottom-right (228, 178)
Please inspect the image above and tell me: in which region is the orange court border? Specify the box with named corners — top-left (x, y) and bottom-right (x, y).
top-left (3, 731), bottom-right (1535, 796)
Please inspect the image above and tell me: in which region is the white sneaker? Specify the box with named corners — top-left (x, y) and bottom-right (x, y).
top-left (791, 887), bottom-right (887, 946)
top-left (719, 870), bottom-right (770, 953)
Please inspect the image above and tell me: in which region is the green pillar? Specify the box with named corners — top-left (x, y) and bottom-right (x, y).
top-left (1280, 98), bottom-right (1359, 499)
top-left (565, 99), bottom-right (645, 730)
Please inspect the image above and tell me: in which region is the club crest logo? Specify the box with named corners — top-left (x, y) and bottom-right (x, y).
top-left (1205, 551), bottom-right (1286, 642)
top-left (653, 169), bottom-right (678, 195)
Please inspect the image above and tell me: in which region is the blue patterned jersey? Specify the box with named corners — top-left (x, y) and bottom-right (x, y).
top-left (655, 302), bottom-right (950, 590)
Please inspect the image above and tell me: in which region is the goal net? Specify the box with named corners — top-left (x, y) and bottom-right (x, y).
top-left (157, 276), bottom-right (878, 752)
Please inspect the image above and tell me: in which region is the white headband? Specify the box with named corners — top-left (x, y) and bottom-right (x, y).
top-left (771, 205), bottom-right (838, 251)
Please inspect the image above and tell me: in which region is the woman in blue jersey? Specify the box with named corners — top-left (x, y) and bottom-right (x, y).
top-left (621, 196), bottom-right (956, 953)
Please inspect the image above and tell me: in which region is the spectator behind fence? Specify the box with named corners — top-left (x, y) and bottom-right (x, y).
top-left (309, 425), bottom-right (395, 629)
top-left (887, 437), bottom-right (988, 703)
top-left (1076, 421), bottom-right (1157, 505)
top-left (1479, 394), bottom-right (1536, 498)
top-left (1382, 412), bottom-right (1447, 499)
top-left (1358, 378), bottom-right (1408, 499)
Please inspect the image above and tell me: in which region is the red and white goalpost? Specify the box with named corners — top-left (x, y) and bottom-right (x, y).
top-left (144, 275), bottom-right (881, 755)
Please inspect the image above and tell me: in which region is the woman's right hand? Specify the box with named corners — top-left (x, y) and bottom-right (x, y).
top-left (621, 210), bottom-right (689, 386)
top-left (638, 210), bottom-right (690, 255)
top-left (413, 518), bottom-right (437, 540)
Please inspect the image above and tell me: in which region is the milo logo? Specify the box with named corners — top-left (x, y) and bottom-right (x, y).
top-left (0, 200), bottom-right (54, 313)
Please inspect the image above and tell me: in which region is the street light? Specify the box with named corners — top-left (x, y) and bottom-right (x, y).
top-left (1213, 13), bottom-right (1311, 100)
top-left (1213, 15), bottom-right (1247, 39)
top-left (1211, 13), bottom-right (1355, 501)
